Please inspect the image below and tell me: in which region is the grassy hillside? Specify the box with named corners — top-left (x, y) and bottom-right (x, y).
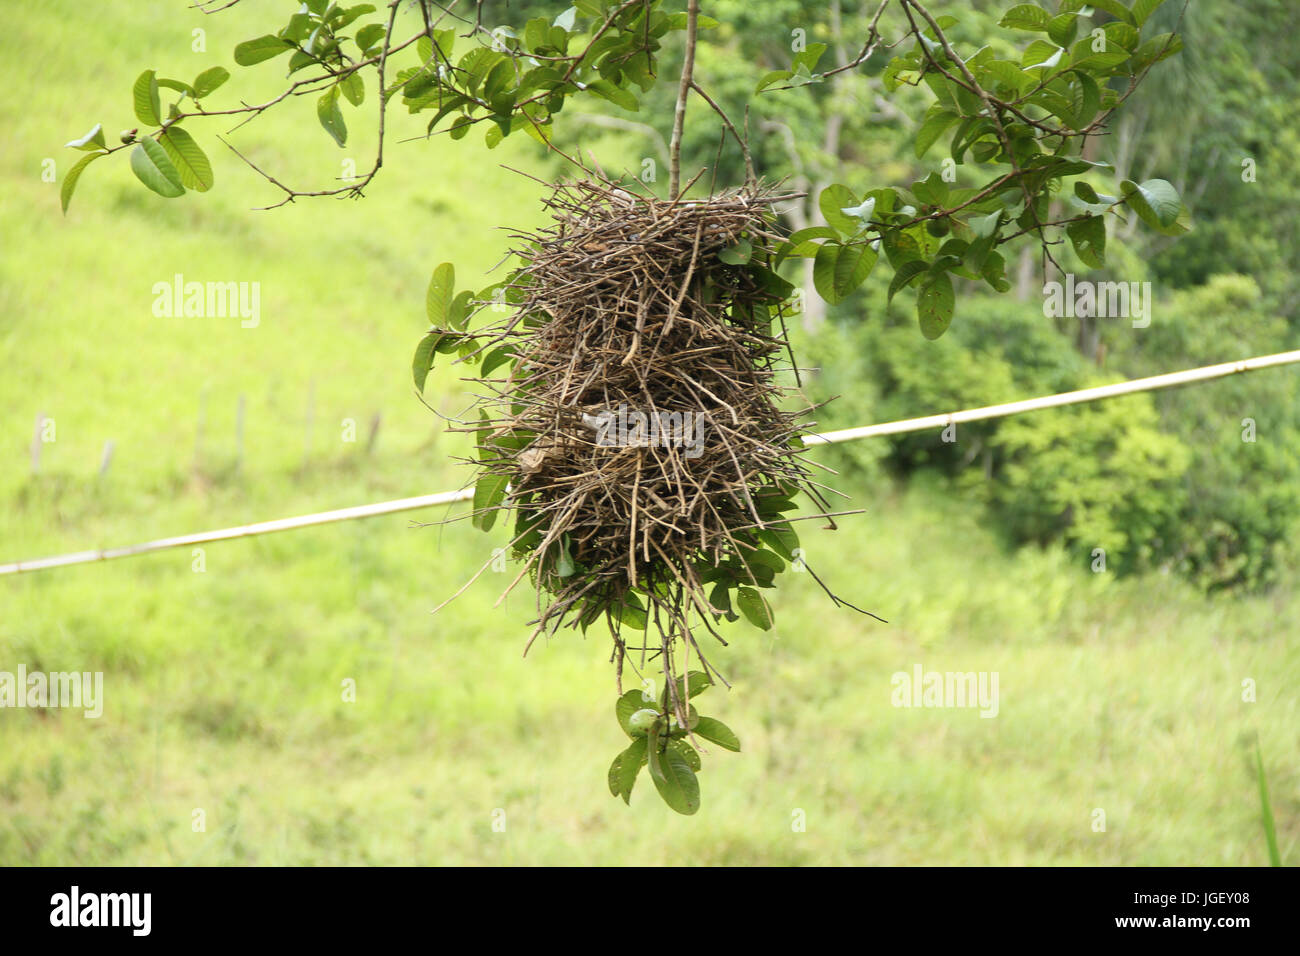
top-left (0, 0), bottom-right (1294, 865)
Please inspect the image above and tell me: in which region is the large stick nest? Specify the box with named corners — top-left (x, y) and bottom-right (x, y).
top-left (458, 179), bottom-right (839, 695)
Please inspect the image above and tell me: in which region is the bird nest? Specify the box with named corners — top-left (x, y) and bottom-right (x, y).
top-left (452, 179), bottom-right (841, 710)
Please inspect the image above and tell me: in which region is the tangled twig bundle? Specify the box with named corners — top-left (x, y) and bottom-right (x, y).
top-left (453, 179), bottom-right (841, 721)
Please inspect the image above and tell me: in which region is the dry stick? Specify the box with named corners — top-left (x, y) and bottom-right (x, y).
top-left (667, 0), bottom-right (700, 198)
top-left (218, 0), bottom-right (403, 209)
top-left (689, 80), bottom-right (755, 187)
top-left (628, 453), bottom-right (642, 586)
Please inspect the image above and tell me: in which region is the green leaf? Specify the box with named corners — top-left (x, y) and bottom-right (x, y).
top-left (1073, 184), bottom-right (1099, 205)
top-left (607, 752), bottom-right (622, 796)
top-left (717, 237), bottom-right (752, 265)
top-left (1254, 740), bottom-right (1282, 867)
top-left (1069, 37), bottom-right (1133, 72)
top-left (553, 6), bottom-right (577, 31)
top-left (480, 346), bottom-right (516, 377)
top-left (610, 737), bottom-right (647, 803)
top-left (617, 688), bottom-right (655, 737)
top-left (65, 124), bottom-right (107, 151)
top-left (355, 23), bottom-right (386, 54)
top-left (233, 35), bottom-right (294, 66)
top-left (412, 333), bottom-right (438, 392)
top-left (1047, 12), bottom-right (1079, 48)
top-left (426, 262), bottom-right (455, 326)
top-left (812, 243), bottom-right (842, 304)
top-left (483, 122), bottom-right (507, 150)
top-left (756, 521), bottom-right (800, 561)
top-left (708, 581), bottom-right (732, 617)
top-left (667, 739), bottom-right (702, 772)
top-left (648, 738), bottom-right (700, 815)
top-left (774, 226), bottom-right (838, 266)
top-left (287, 50), bottom-right (316, 77)
top-left (448, 289), bottom-right (474, 332)
top-left (980, 59), bottom-right (1031, 94)
top-left (1120, 178), bottom-right (1180, 229)
top-left (917, 270), bottom-right (955, 339)
top-left (156, 78), bottom-right (194, 98)
top-left (1023, 41), bottom-right (1064, 72)
top-left (283, 11), bottom-right (315, 44)
top-left (585, 79), bottom-right (639, 112)
top-left (693, 716), bottom-right (741, 752)
top-left (192, 66), bottom-right (230, 98)
top-left (970, 209), bottom-right (1002, 239)
top-left (524, 17), bottom-right (551, 53)
top-left (483, 59), bottom-right (515, 107)
top-left (819, 184), bottom-right (861, 236)
top-left (317, 87), bottom-right (347, 146)
top-left (981, 250), bottom-right (1011, 292)
top-left (755, 69), bottom-right (792, 93)
top-left (555, 535), bottom-right (575, 576)
top-left (1103, 21), bottom-right (1140, 54)
top-left (744, 547), bottom-right (785, 575)
top-left (332, 3), bottom-right (377, 30)
top-left (833, 242), bottom-right (877, 300)
top-left (1065, 70), bottom-right (1100, 130)
top-left (736, 586), bottom-right (773, 631)
top-left (1084, 0), bottom-right (1137, 26)
top-left (887, 259), bottom-right (929, 304)
top-left (403, 68), bottom-right (439, 101)
top-left (667, 10), bottom-right (719, 29)
top-left (159, 127), bottom-right (214, 192)
top-left (614, 593), bottom-right (648, 631)
top-left (999, 4), bottom-right (1052, 31)
top-left (915, 109), bottom-right (959, 158)
top-left (340, 71), bottom-right (365, 106)
top-left (60, 151), bottom-right (104, 215)
top-left (1131, 0), bottom-right (1166, 27)
top-left (789, 63), bottom-right (820, 87)
top-left (472, 473), bottom-right (509, 531)
top-left (129, 138), bottom-right (185, 198)
top-left (1129, 32), bottom-right (1183, 72)
top-left (793, 41), bottom-right (827, 74)
top-left (435, 332), bottom-right (465, 355)
top-left (1066, 214), bottom-right (1106, 268)
top-left (133, 69), bottom-right (162, 126)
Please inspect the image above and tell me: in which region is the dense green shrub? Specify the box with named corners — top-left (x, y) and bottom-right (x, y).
top-left (810, 277), bottom-right (1299, 589)
top-left (1113, 276), bottom-right (1300, 591)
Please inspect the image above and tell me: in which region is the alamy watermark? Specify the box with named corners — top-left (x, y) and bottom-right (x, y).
top-left (1043, 274), bottom-right (1153, 328)
top-left (0, 665), bottom-right (103, 718)
top-left (891, 664), bottom-right (999, 718)
top-left (50, 886), bottom-right (150, 936)
top-left (582, 404), bottom-right (706, 459)
top-left (151, 273), bottom-right (260, 328)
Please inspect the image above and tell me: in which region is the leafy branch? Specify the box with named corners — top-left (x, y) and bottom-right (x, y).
top-left (757, 0), bottom-right (1189, 338)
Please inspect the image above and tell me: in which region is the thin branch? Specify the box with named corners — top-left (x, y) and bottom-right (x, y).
top-left (218, 0), bottom-right (401, 209)
top-left (689, 80), bottom-right (754, 187)
top-left (667, 0), bottom-right (699, 198)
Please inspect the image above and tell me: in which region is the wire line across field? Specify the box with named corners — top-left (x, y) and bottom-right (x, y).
top-left (3, 349), bottom-right (1298, 577)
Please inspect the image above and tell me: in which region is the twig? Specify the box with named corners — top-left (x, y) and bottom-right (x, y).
top-left (668, 0), bottom-right (700, 198)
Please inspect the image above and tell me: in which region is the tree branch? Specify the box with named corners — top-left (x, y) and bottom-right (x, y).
top-left (667, 0), bottom-right (699, 198)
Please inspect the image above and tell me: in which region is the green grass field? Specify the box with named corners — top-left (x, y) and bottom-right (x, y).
top-left (1, 0), bottom-right (1295, 865)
